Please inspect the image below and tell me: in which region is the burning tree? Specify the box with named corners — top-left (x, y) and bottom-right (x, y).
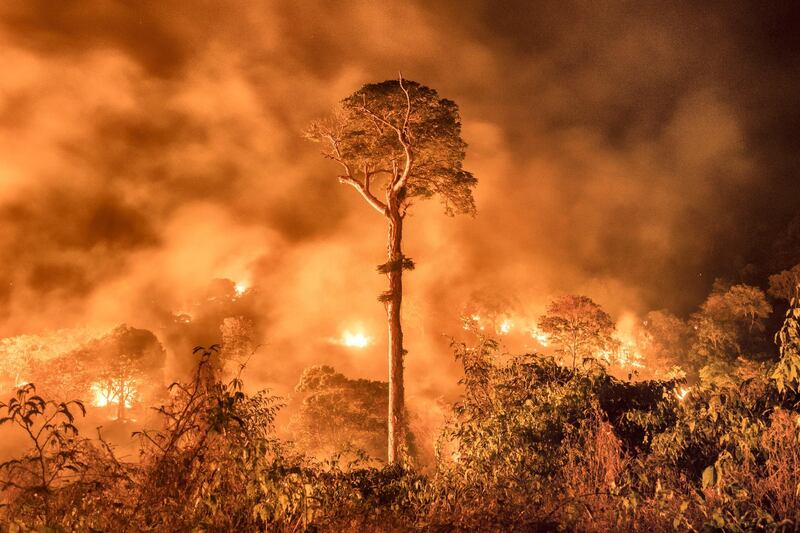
top-left (537, 295), bottom-right (615, 369)
top-left (305, 77), bottom-right (477, 462)
top-left (80, 325), bottom-right (165, 421)
top-left (641, 310), bottom-right (691, 375)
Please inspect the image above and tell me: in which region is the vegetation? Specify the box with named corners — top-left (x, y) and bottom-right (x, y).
top-left (290, 365), bottom-right (388, 460)
top-left (537, 294), bottom-right (615, 369)
top-left (0, 285), bottom-right (799, 531)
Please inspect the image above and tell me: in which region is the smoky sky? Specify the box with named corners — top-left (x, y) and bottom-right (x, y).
top-left (1, 1), bottom-right (799, 399)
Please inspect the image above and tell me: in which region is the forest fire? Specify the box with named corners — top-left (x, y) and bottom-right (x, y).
top-left (497, 318), bottom-right (513, 335)
top-left (234, 282), bottom-right (248, 297)
top-left (529, 326), bottom-right (550, 347)
top-left (90, 380), bottom-right (136, 411)
top-left (0, 2), bottom-right (798, 531)
top-left (339, 330), bottom-right (371, 348)
top-left (89, 382), bottom-right (113, 408)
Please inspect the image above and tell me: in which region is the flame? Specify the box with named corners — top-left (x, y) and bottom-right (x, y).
top-left (234, 282), bottom-right (248, 296)
top-left (609, 312), bottom-right (646, 370)
top-left (462, 313), bottom-right (486, 331)
top-left (90, 380), bottom-right (136, 410)
top-left (529, 326), bottom-right (549, 347)
top-left (497, 319), bottom-right (512, 335)
top-left (676, 386), bottom-right (691, 401)
top-left (340, 330), bottom-right (370, 348)
top-left (90, 382), bottom-right (111, 407)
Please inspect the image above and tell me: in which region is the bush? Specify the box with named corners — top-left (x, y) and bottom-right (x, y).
top-left (1, 297), bottom-right (800, 531)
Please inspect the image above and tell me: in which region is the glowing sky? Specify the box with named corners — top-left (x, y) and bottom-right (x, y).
top-left (0, 1), bottom-right (798, 399)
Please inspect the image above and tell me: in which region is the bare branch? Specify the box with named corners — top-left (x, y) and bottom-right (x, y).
top-left (392, 135), bottom-right (413, 193)
top-left (398, 72), bottom-right (411, 134)
top-left (356, 104), bottom-right (400, 135)
top-left (392, 74), bottom-right (414, 193)
top-left (338, 175), bottom-right (388, 216)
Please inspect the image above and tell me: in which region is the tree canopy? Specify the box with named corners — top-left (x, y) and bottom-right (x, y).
top-left (305, 79), bottom-right (477, 217)
top-left (537, 295), bottom-right (615, 368)
top-left (290, 365), bottom-right (388, 459)
top-left (768, 263), bottom-right (800, 301)
top-left (689, 282), bottom-right (772, 364)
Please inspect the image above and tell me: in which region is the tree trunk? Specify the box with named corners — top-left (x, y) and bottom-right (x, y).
top-left (386, 209), bottom-right (405, 463)
top-left (117, 390), bottom-right (126, 421)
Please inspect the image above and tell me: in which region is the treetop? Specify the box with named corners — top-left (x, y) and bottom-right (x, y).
top-left (306, 77), bottom-right (476, 217)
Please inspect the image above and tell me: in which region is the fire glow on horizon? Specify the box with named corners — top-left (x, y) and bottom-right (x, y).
top-left (234, 282), bottom-right (249, 297)
top-left (338, 330), bottom-right (371, 349)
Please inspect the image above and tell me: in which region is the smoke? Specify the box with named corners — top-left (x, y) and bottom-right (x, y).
top-left (0, 1), bottom-right (798, 422)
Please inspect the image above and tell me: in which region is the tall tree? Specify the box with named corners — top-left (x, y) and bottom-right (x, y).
top-left (306, 77), bottom-right (476, 462)
top-left (537, 295), bottom-right (615, 369)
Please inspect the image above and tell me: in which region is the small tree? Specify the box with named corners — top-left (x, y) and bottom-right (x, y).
top-left (537, 295), bottom-right (615, 369)
top-left (0, 384), bottom-right (86, 525)
top-left (689, 282), bottom-right (772, 365)
top-left (768, 264), bottom-right (800, 302)
top-left (290, 365), bottom-right (388, 460)
top-left (771, 294), bottom-right (800, 394)
top-left (305, 76), bottom-right (477, 462)
top-left (85, 325), bottom-right (165, 421)
top-left (93, 353), bottom-right (143, 421)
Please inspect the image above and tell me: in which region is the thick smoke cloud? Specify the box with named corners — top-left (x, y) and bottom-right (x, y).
top-left (0, 1), bottom-right (798, 410)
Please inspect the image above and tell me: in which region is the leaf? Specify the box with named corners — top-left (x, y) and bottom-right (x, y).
top-left (702, 465), bottom-right (717, 488)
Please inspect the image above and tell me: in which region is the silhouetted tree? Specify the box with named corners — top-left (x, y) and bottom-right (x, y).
top-left (305, 76), bottom-right (477, 462)
top-left (768, 264), bottom-right (800, 302)
top-left (689, 283), bottom-right (772, 366)
top-left (83, 325), bottom-right (165, 420)
top-left (290, 366), bottom-right (388, 460)
top-left (537, 295), bottom-right (615, 369)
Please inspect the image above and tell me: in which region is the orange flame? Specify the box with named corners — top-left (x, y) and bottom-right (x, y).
top-left (90, 380), bottom-right (135, 409)
top-left (340, 330), bottom-right (370, 348)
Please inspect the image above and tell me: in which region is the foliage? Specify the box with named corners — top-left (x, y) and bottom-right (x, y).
top-left (768, 263), bottom-right (800, 302)
top-left (772, 295), bottom-right (800, 394)
top-left (305, 78), bottom-right (477, 216)
top-left (689, 282), bottom-right (772, 368)
top-left (2, 299), bottom-right (800, 531)
top-left (290, 365), bottom-right (388, 460)
top-left (0, 384), bottom-right (87, 526)
top-left (537, 294), bottom-right (616, 369)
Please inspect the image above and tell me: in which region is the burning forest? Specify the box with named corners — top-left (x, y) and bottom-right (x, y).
top-left (1, 1), bottom-right (800, 531)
